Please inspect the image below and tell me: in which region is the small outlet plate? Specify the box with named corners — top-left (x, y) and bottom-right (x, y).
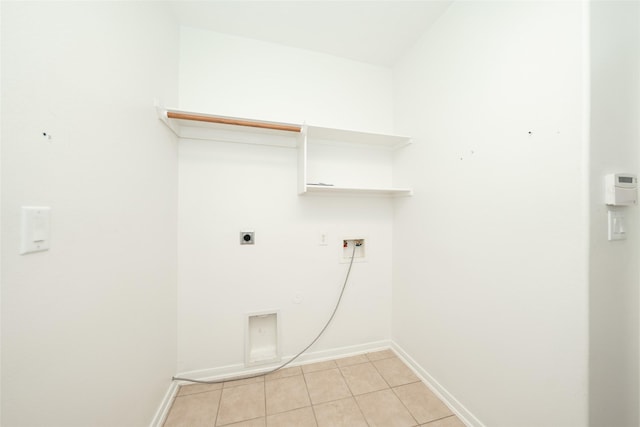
top-left (240, 231), bottom-right (255, 245)
top-left (319, 232), bottom-right (328, 246)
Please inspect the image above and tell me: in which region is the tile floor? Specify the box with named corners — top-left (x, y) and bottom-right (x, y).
top-left (164, 349), bottom-right (466, 427)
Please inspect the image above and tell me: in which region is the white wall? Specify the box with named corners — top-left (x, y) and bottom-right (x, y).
top-left (1, 2), bottom-right (179, 426)
top-left (589, 2), bottom-right (640, 426)
top-left (177, 29), bottom-right (396, 375)
top-left (179, 28), bottom-right (394, 134)
top-left (392, 2), bottom-right (589, 426)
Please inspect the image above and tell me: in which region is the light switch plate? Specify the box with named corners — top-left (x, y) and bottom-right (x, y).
top-left (20, 206), bottom-right (51, 254)
top-left (608, 209), bottom-right (626, 241)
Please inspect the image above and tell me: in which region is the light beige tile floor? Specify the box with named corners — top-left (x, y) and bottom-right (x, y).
top-left (163, 350), bottom-right (466, 427)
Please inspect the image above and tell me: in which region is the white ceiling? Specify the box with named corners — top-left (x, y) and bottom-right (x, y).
top-left (168, 1), bottom-right (453, 67)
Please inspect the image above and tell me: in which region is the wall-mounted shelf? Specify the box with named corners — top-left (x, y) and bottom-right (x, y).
top-left (157, 107), bottom-right (300, 148)
top-left (306, 126), bottom-right (411, 149)
top-left (157, 106), bottom-right (412, 196)
top-left (305, 185), bottom-right (413, 196)
top-left (299, 125), bottom-right (412, 196)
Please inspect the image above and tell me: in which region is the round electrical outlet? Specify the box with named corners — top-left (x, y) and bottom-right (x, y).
top-left (240, 231), bottom-right (255, 245)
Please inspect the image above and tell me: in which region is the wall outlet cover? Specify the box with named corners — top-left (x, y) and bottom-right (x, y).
top-left (240, 230), bottom-right (255, 245)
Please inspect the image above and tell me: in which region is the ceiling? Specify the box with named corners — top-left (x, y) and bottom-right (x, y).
top-left (168, 1), bottom-right (453, 67)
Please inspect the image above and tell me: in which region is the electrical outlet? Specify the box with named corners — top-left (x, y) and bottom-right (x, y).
top-left (240, 231), bottom-right (255, 245)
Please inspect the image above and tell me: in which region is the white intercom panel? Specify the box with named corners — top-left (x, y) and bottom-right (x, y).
top-left (605, 173), bottom-right (637, 206)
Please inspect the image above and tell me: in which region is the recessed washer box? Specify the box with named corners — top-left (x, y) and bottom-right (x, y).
top-left (245, 311), bottom-right (280, 366)
top-left (341, 237), bottom-right (366, 263)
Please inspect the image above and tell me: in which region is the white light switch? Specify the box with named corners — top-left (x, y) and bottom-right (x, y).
top-left (20, 206), bottom-right (51, 254)
top-left (608, 209), bottom-right (626, 241)
top-left (319, 232), bottom-right (328, 246)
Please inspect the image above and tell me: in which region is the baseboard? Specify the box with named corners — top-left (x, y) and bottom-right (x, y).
top-left (173, 339), bottom-right (391, 383)
top-left (151, 339), bottom-right (391, 426)
top-left (391, 342), bottom-right (485, 427)
top-left (150, 380), bottom-right (179, 427)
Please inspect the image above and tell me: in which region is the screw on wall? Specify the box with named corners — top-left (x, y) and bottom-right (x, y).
top-left (459, 149), bottom-right (475, 161)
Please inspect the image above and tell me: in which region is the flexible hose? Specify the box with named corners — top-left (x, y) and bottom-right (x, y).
top-left (172, 242), bottom-right (358, 384)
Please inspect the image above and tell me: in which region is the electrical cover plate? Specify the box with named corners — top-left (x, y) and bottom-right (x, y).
top-left (240, 231), bottom-right (255, 245)
top-left (608, 210), bottom-right (626, 241)
top-left (20, 206), bottom-right (51, 254)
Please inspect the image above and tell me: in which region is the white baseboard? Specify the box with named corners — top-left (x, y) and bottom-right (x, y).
top-left (150, 380), bottom-right (179, 427)
top-left (391, 342), bottom-right (485, 427)
top-left (173, 339), bottom-right (391, 383)
top-left (152, 340), bottom-right (391, 426)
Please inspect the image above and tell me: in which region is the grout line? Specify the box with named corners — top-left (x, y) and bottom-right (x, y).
top-left (264, 366), bottom-right (301, 382)
top-left (369, 359), bottom-right (421, 426)
top-left (349, 386), bottom-right (395, 399)
top-left (310, 395), bottom-right (359, 406)
top-left (336, 359), bottom-right (357, 398)
top-left (300, 368), bottom-right (318, 425)
top-left (422, 414), bottom-right (459, 425)
top-left (302, 366), bottom-right (354, 407)
top-left (309, 404), bottom-right (320, 427)
top-left (301, 361), bottom-right (339, 375)
top-left (223, 376), bottom-right (266, 389)
top-left (215, 383), bottom-right (265, 427)
top-left (264, 375), bottom-right (315, 418)
top-left (390, 384), bottom-right (420, 426)
top-left (262, 376), bottom-right (267, 424)
top-left (370, 358), bottom-right (393, 389)
top-left (176, 386), bottom-right (225, 397)
top-left (350, 394), bottom-right (371, 427)
top-left (213, 387), bottom-right (223, 427)
top-left (218, 415), bottom-right (265, 427)
top-left (336, 359), bottom-right (371, 369)
top-left (365, 349), bottom-right (397, 363)
top-left (372, 356), bottom-right (422, 388)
